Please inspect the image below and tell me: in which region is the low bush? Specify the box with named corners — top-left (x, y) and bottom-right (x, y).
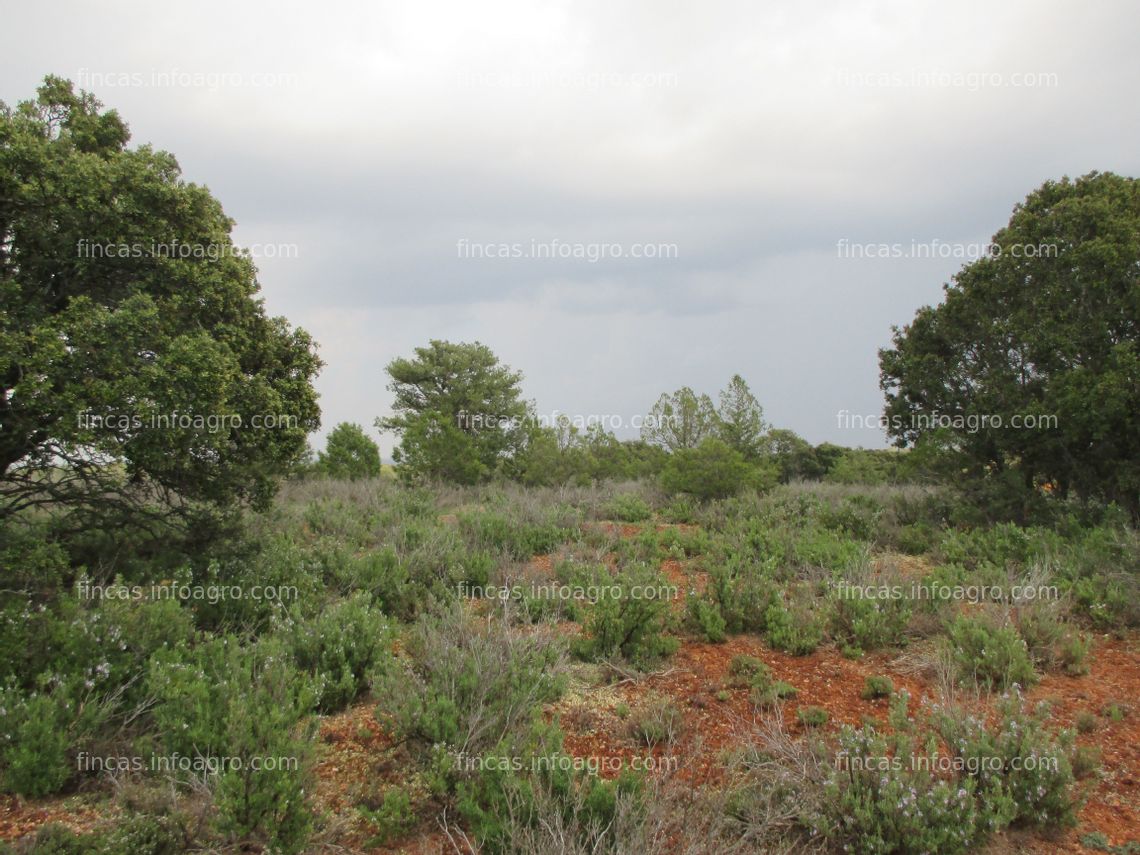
top-left (147, 636), bottom-right (318, 853)
top-left (932, 688), bottom-right (1078, 829)
top-left (603, 493), bottom-right (653, 523)
top-left (375, 603), bottom-right (566, 755)
top-left (571, 564), bottom-right (679, 668)
top-left (861, 675), bottom-right (894, 700)
top-left (1075, 711), bottom-right (1098, 734)
top-left (727, 655), bottom-right (771, 689)
top-left (895, 521), bottom-right (939, 555)
top-left (453, 721), bottom-right (646, 855)
top-left (751, 680), bottom-right (797, 708)
top-left (360, 787), bottom-right (417, 847)
top-left (272, 591), bottom-right (393, 713)
top-left (697, 555), bottom-right (779, 638)
top-left (459, 511), bottom-right (569, 560)
top-left (0, 687), bottom-right (99, 797)
top-left (818, 724), bottom-right (1005, 855)
top-left (685, 597), bottom-right (727, 642)
top-left (829, 583), bottom-right (912, 651)
top-left (796, 706), bottom-right (828, 728)
top-left (764, 588), bottom-right (824, 655)
top-left (99, 811), bottom-right (188, 855)
top-left (947, 615), bottom-right (1037, 690)
top-left (629, 695), bottom-right (684, 748)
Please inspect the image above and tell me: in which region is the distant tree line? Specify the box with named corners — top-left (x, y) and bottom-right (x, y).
top-left (303, 342), bottom-right (917, 500)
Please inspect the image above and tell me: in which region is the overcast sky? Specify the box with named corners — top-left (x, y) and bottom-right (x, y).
top-left (4, 0), bottom-right (1138, 456)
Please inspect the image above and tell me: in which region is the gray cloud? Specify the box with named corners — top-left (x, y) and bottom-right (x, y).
top-left (3, 0), bottom-right (1137, 455)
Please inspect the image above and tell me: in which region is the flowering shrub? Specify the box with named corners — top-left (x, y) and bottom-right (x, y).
top-left (819, 723), bottom-right (1005, 855)
top-left (933, 688), bottom-right (1078, 828)
top-left (947, 615), bottom-right (1037, 689)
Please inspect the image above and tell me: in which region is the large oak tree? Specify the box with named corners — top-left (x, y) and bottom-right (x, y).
top-left (0, 77), bottom-right (321, 530)
top-left (879, 172), bottom-right (1139, 518)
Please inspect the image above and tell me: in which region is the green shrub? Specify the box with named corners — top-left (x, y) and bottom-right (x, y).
top-left (685, 597), bottom-right (726, 642)
top-left (360, 787), bottom-right (417, 846)
top-left (933, 689), bottom-right (1078, 829)
top-left (1071, 745), bottom-right (1101, 780)
top-left (656, 525), bottom-right (710, 556)
top-left (790, 526), bottom-right (871, 574)
top-left (0, 654), bottom-right (117, 796)
top-left (764, 590), bottom-right (824, 656)
top-left (1077, 831), bottom-right (1140, 854)
top-left (0, 588), bottom-right (193, 709)
top-left (208, 642), bottom-right (317, 854)
top-left (571, 564), bottom-right (679, 668)
top-left (947, 616), bottom-right (1037, 690)
top-left (629, 694), bottom-right (684, 747)
top-left (189, 536), bottom-right (324, 631)
top-left (797, 706), bottom-right (828, 728)
top-left (452, 720), bottom-right (645, 855)
top-left (937, 524), bottom-right (1063, 572)
top-left (861, 675), bottom-right (894, 700)
top-left (1015, 601), bottom-right (1066, 667)
top-left (147, 636), bottom-right (317, 854)
top-left (700, 555), bottom-right (779, 637)
top-left (661, 438), bottom-right (752, 501)
top-left (375, 604), bottom-right (565, 755)
top-left (273, 591), bottom-right (393, 713)
top-left (1057, 632), bottom-right (1091, 676)
top-left (727, 655), bottom-right (771, 690)
top-left (326, 546), bottom-right (412, 618)
top-left (0, 691), bottom-right (75, 796)
top-left (818, 724), bottom-right (1005, 855)
top-left (660, 497), bottom-right (698, 524)
top-left (751, 680), bottom-right (797, 707)
top-left (13, 824), bottom-right (97, 855)
top-left (817, 495), bottom-right (883, 541)
top-left (829, 586), bottom-right (911, 651)
top-left (0, 522), bottom-right (72, 593)
top-left (459, 511), bottom-right (568, 559)
top-left (603, 493), bottom-right (653, 523)
top-left (1103, 702), bottom-right (1127, 721)
top-left (896, 521), bottom-right (938, 555)
top-left (100, 812), bottom-right (187, 855)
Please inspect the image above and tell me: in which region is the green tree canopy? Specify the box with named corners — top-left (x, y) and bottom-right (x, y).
top-left (316, 422), bottom-right (382, 480)
top-left (661, 437), bottom-right (753, 500)
top-left (640, 386), bottom-right (716, 451)
top-left (0, 77), bottom-right (321, 529)
top-left (377, 340), bottom-right (526, 483)
top-left (715, 374), bottom-right (768, 459)
top-left (879, 172), bottom-right (1140, 519)
top-left (767, 429), bottom-right (824, 483)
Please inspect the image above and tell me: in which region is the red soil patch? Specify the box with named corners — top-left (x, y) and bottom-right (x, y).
top-left (592, 521), bottom-right (643, 539)
top-left (0, 795), bottom-right (117, 842)
top-left (528, 553), bottom-right (554, 577)
top-left (659, 558), bottom-right (691, 607)
top-left (1017, 636), bottom-right (1140, 851)
top-left (555, 636), bottom-right (933, 787)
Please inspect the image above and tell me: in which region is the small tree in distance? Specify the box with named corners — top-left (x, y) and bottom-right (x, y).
top-left (377, 340), bottom-right (527, 483)
top-left (716, 374), bottom-right (768, 459)
top-left (317, 423), bottom-right (382, 480)
top-left (641, 387), bottom-right (717, 451)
